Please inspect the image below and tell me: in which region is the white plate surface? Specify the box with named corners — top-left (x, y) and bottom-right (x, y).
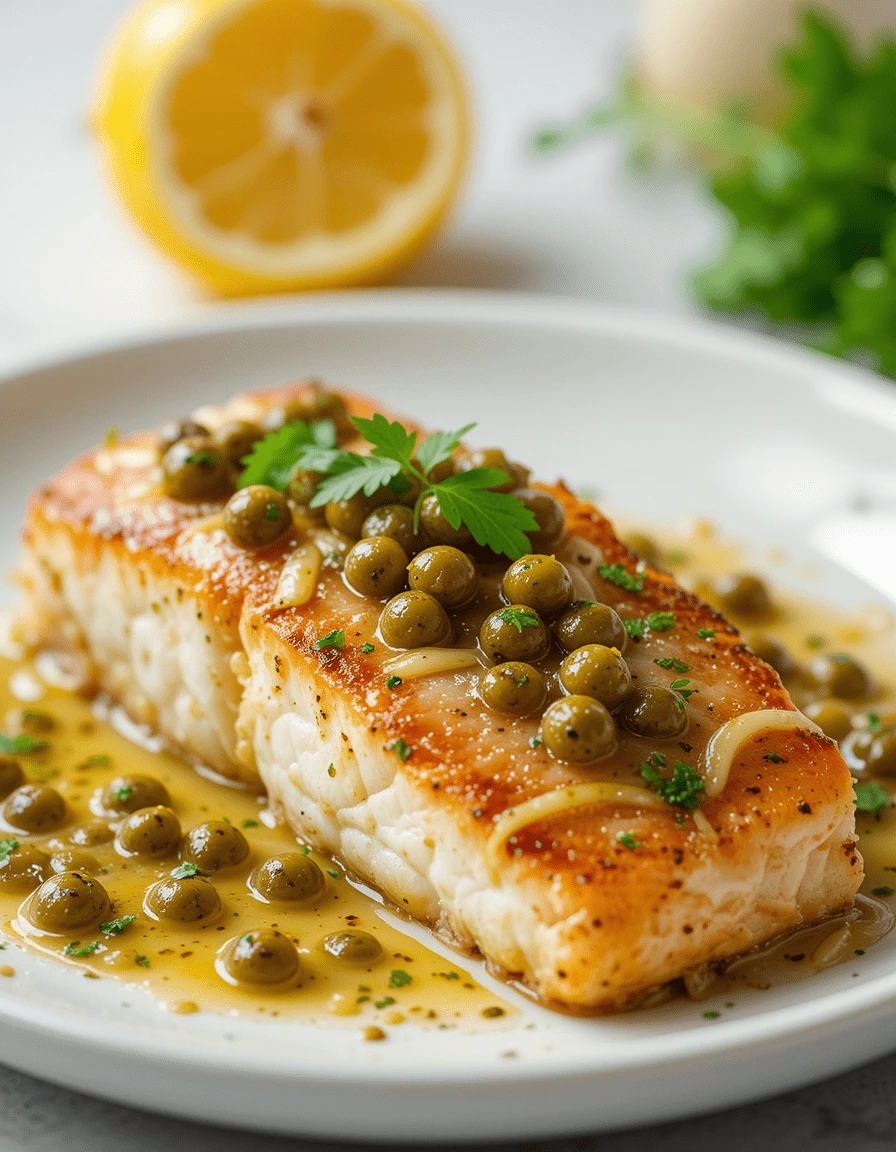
top-left (1, 291), bottom-right (896, 1143)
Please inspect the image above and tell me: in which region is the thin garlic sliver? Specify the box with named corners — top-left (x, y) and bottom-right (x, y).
top-left (274, 541), bottom-right (322, 608)
top-left (702, 709), bottom-right (822, 798)
top-left (383, 648), bottom-right (480, 680)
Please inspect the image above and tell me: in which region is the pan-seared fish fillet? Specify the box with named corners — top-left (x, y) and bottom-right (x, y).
top-left (17, 383), bottom-right (862, 1011)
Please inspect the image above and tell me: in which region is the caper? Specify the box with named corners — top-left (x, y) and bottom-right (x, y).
top-left (479, 605), bottom-right (550, 664)
top-left (379, 591), bottom-right (452, 649)
top-left (161, 436), bottom-right (232, 503)
top-left (553, 602), bottom-right (627, 654)
top-left (479, 662), bottom-right (546, 715)
top-left (50, 849), bottom-right (99, 875)
top-left (805, 699), bottom-right (853, 743)
top-left (212, 420), bottom-right (263, 469)
top-left (620, 685), bottom-right (688, 740)
top-left (287, 468), bottom-right (324, 510)
top-left (262, 385), bottom-right (349, 435)
top-left (223, 485), bottom-right (292, 549)
top-left (515, 488), bottom-right (566, 551)
top-left (158, 418), bottom-right (210, 457)
top-left (460, 448), bottom-right (530, 493)
top-left (10, 709), bottom-right (54, 735)
top-left (98, 774), bottom-right (170, 816)
top-left (322, 929), bottom-right (383, 965)
top-left (502, 554), bottom-right (572, 620)
top-left (747, 632), bottom-right (796, 678)
top-left (0, 843), bottom-right (50, 891)
top-left (418, 492), bottom-right (473, 548)
top-left (116, 806), bottom-right (182, 858)
top-left (713, 573), bottom-right (771, 617)
top-left (27, 871), bottom-right (112, 934)
top-left (325, 490), bottom-right (389, 537)
top-left (249, 853), bottom-right (326, 903)
top-left (144, 875), bottom-right (222, 923)
top-left (362, 504), bottom-right (421, 556)
top-left (344, 536), bottom-right (409, 599)
top-left (69, 821), bottom-right (115, 847)
top-left (4, 785), bottom-right (66, 833)
top-left (181, 820), bottom-right (249, 871)
top-left (559, 644), bottom-right (632, 709)
top-left (624, 532), bottom-right (661, 568)
top-left (420, 456), bottom-right (457, 484)
top-left (407, 546), bottom-right (478, 609)
top-left (219, 928), bottom-right (301, 986)
top-left (810, 652), bottom-right (873, 700)
top-left (842, 725), bottom-right (896, 777)
top-left (0, 755), bottom-right (24, 798)
top-left (541, 695), bottom-right (617, 763)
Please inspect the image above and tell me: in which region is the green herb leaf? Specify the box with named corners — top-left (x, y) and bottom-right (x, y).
top-left (315, 628), bottom-right (345, 650)
top-left (65, 940), bottom-right (102, 957)
top-left (415, 424), bottom-right (476, 477)
top-left (0, 839), bottom-right (19, 864)
top-left (496, 607), bottom-right (541, 632)
top-left (172, 862), bottom-right (200, 879)
top-left (868, 712), bottom-right (883, 733)
top-left (101, 915), bottom-right (136, 936)
top-left (872, 885), bottom-right (895, 896)
top-left (696, 628), bottom-right (716, 640)
top-left (352, 413), bottom-right (418, 472)
top-left (375, 996), bottom-right (397, 1009)
top-left (617, 832), bottom-right (640, 850)
top-left (597, 563), bottom-right (644, 592)
top-left (434, 470), bottom-right (536, 560)
top-left (670, 678), bottom-right (699, 707)
top-left (623, 618), bottom-right (646, 640)
top-left (855, 780), bottom-right (891, 814)
top-left (763, 752), bottom-right (786, 763)
top-left (116, 785), bottom-right (133, 802)
top-left (655, 657), bottom-right (689, 673)
top-left (640, 760), bottom-right (705, 809)
top-left (362, 642), bottom-right (375, 654)
top-left (135, 954), bottom-right (150, 968)
top-left (385, 675), bottom-right (403, 689)
top-left (0, 733), bottom-right (48, 755)
top-left (389, 738), bottom-right (412, 763)
top-left (242, 819), bottom-right (258, 829)
top-left (646, 611), bottom-right (675, 631)
top-left (238, 419), bottom-right (335, 490)
top-left (389, 969), bottom-right (413, 987)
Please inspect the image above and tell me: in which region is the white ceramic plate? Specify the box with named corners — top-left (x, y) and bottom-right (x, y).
top-left (2, 291), bottom-right (896, 1143)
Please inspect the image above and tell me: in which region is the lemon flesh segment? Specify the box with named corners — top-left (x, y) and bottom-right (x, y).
top-left (97, 0), bottom-right (469, 294)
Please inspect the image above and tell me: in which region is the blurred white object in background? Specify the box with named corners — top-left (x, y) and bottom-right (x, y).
top-left (636, 0), bottom-right (896, 122)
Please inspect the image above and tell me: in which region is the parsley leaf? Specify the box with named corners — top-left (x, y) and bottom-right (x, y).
top-left (362, 642), bottom-right (375, 654)
top-left (656, 657), bottom-right (689, 673)
top-left (597, 563), bottom-right (644, 592)
top-left (0, 839), bottom-right (19, 864)
top-left (238, 419), bottom-right (335, 490)
top-left (385, 675), bottom-right (403, 689)
top-left (389, 969), bottom-right (413, 987)
top-left (696, 628), bottom-right (717, 640)
top-left (855, 780), bottom-right (890, 814)
top-left (101, 915), bottom-right (136, 936)
top-left (65, 940), bottom-right (102, 958)
top-left (415, 424), bottom-right (476, 477)
top-left (172, 862), bottom-right (200, 879)
top-left (135, 954), bottom-right (150, 968)
top-left (646, 611), bottom-right (675, 631)
top-left (640, 760), bottom-right (705, 809)
top-left (315, 628), bottom-right (345, 650)
top-left (0, 733), bottom-right (48, 755)
top-left (497, 607), bottom-right (541, 632)
top-left (434, 470), bottom-right (536, 559)
top-left (617, 832), bottom-right (639, 850)
top-left (309, 452), bottom-right (403, 506)
top-left (624, 618), bottom-right (646, 640)
top-left (872, 885), bottom-right (895, 897)
top-left (389, 738), bottom-right (412, 763)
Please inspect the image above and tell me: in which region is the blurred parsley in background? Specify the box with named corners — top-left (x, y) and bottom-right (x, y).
top-left (536, 12), bottom-right (896, 378)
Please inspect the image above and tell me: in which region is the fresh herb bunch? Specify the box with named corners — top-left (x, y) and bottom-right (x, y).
top-left (240, 414), bottom-right (539, 559)
top-left (535, 13), bottom-right (896, 377)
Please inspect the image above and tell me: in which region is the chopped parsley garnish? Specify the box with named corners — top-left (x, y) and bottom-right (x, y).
top-left (0, 839), bottom-right (18, 864)
top-left (529, 735), bottom-right (543, 749)
top-left (327, 869), bottom-right (339, 879)
top-left (84, 754), bottom-right (111, 768)
top-left (171, 862), bottom-right (200, 879)
top-left (670, 678), bottom-right (699, 710)
top-left (115, 785), bottom-right (134, 802)
top-left (868, 713), bottom-right (883, 734)
top-left (184, 450), bottom-right (217, 468)
top-left (301, 845), bottom-right (312, 856)
top-left (646, 611), bottom-right (675, 631)
top-left (763, 752), bottom-right (786, 764)
top-left (242, 819), bottom-right (258, 829)
top-left (362, 642), bottom-right (375, 654)
top-left (806, 635), bottom-right (825, 650)
top-left (623, 618), bottom-right (646, 640)
top-left (517, 674), bottom-right (529, 686)
top-left (135, 954), bottom-right (150, 968)
top-left (0, 733), bottom-right (48, 755)
top-left (617, 832), bottom-right (639, 850)
top-left (237, 418), bottom-right (336, 490)
top-left (872, 886), bottom-right (895, 897)
top-left (655, 657), bottom-right (689, 673)
top-left (264, 502), bottom-right (282, 522)
top-left (315, 628), bottom-right (345, 650)
top-left (65, 941), bottom-right (102, 958)
top-left (855, 780), bottom-right (890, 814)
top-left (702, 1011), bottom-right (721, 1020)
top-left (389, 738), bottom-right (412, 763)
top-left (640, 760), bottom-right (705, 810)
top-left (496, 607), bottom-right (541, 632)
top-left (597, 563), bottom-right (644, 593)
top-left (101, 915), bottom-right (136, 936)
top-left (375, 996), bottom-right (396, 1009)
top-left (696, 628), bottom-right (716, 640)
top-left (385, 675), bottom-right (403, 689)
top-left (389, 969), bottom-right (413, 987)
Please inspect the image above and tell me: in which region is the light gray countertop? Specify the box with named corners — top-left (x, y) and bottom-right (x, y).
top-left (0, 0), bottom-right (888, 1147)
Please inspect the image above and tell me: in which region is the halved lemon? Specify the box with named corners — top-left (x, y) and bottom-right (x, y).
top-left (94, 0), bottom-right (469, 295)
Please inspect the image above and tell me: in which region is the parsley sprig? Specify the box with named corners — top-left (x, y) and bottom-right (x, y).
top-left (640, 757), bottom-right (705, 810)
top-left (238, 419), bottom-right (336, 490)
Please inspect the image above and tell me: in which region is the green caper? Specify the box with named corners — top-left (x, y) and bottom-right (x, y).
top-left (553, 602), bottom-right (627, 654)
top-left (502, 554), bottom-right (572, 619)
top-left (27, 871), bottom-right (112, 934)
top-left (479, 605), bottom-right (550, 664)
top-left (325, 489), bottom-right (389, 537)
top-left (158, 419), bottom-right (210, 457)
top-left (249, 853), bottom-right (326, 903)
top-left (379, 591), bottom-right (452, 649)
top-left (144, 875), bottom-right (222, 923)
top-left (863, 729), bottom-right (896, 776)
top-left (3, 785), bottom-right (66, 833)
top-left (262, 385), bottom-right (349, 435)
top-left (419, 456), bottom-right (457, 484)
top-left (0, 843), bottom-right (50, 891)
top-left (620, 685), bottom-right (688, 740)
top-left (212, 420), bottom-right (263, 469)
top-left (479, 662), bottom-right (546, 715)
top-left (0, 755), bottom-right (24, 798)
top-left (219, 928), bottom-right (301, 986)
top-left (810, 652), bottom-right (873, 700)
top-left (161, 436), bottom-right (233, 503)
top-left (624, 532), bottom-right (661, 568)
top-left (98, 774), bottom-right (170, 816)
top-left (116, 806), bottom-right (182, 858)
top-left (50, 849), bottom-right (99, 875)
top-left (286, 468), bottom-right (323, 510)
top-left (713, 573), bottom-right (771, 617)
top-left (805, 699), bottom-right (853, 743)
top-left (559, 644), bottom-right (632, 709)
top-left (541, 695), bottom-right (617, 763)
top-left (322, 929), bottom-right (383, 964)
top-left (344, 536), bottom-right (409, 599)
top-left (515, 488), bottom-right (566, 551)
top-left (407, 546), bottom-right (478, 609)
top-left (362, 504), bottom-right (421, 556)
top-left (223, 485), bottom-right (292, 549)
top-left (182, 821), bottom-right (249, 871)
top-left (746, 632), bottom-right (797, 678)
top-left (460, 448), bottom-right (530, 492)
top-left (69, 821), bottom-right (115, 847)
top-left (418, 492), bottom-right (473, 548)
